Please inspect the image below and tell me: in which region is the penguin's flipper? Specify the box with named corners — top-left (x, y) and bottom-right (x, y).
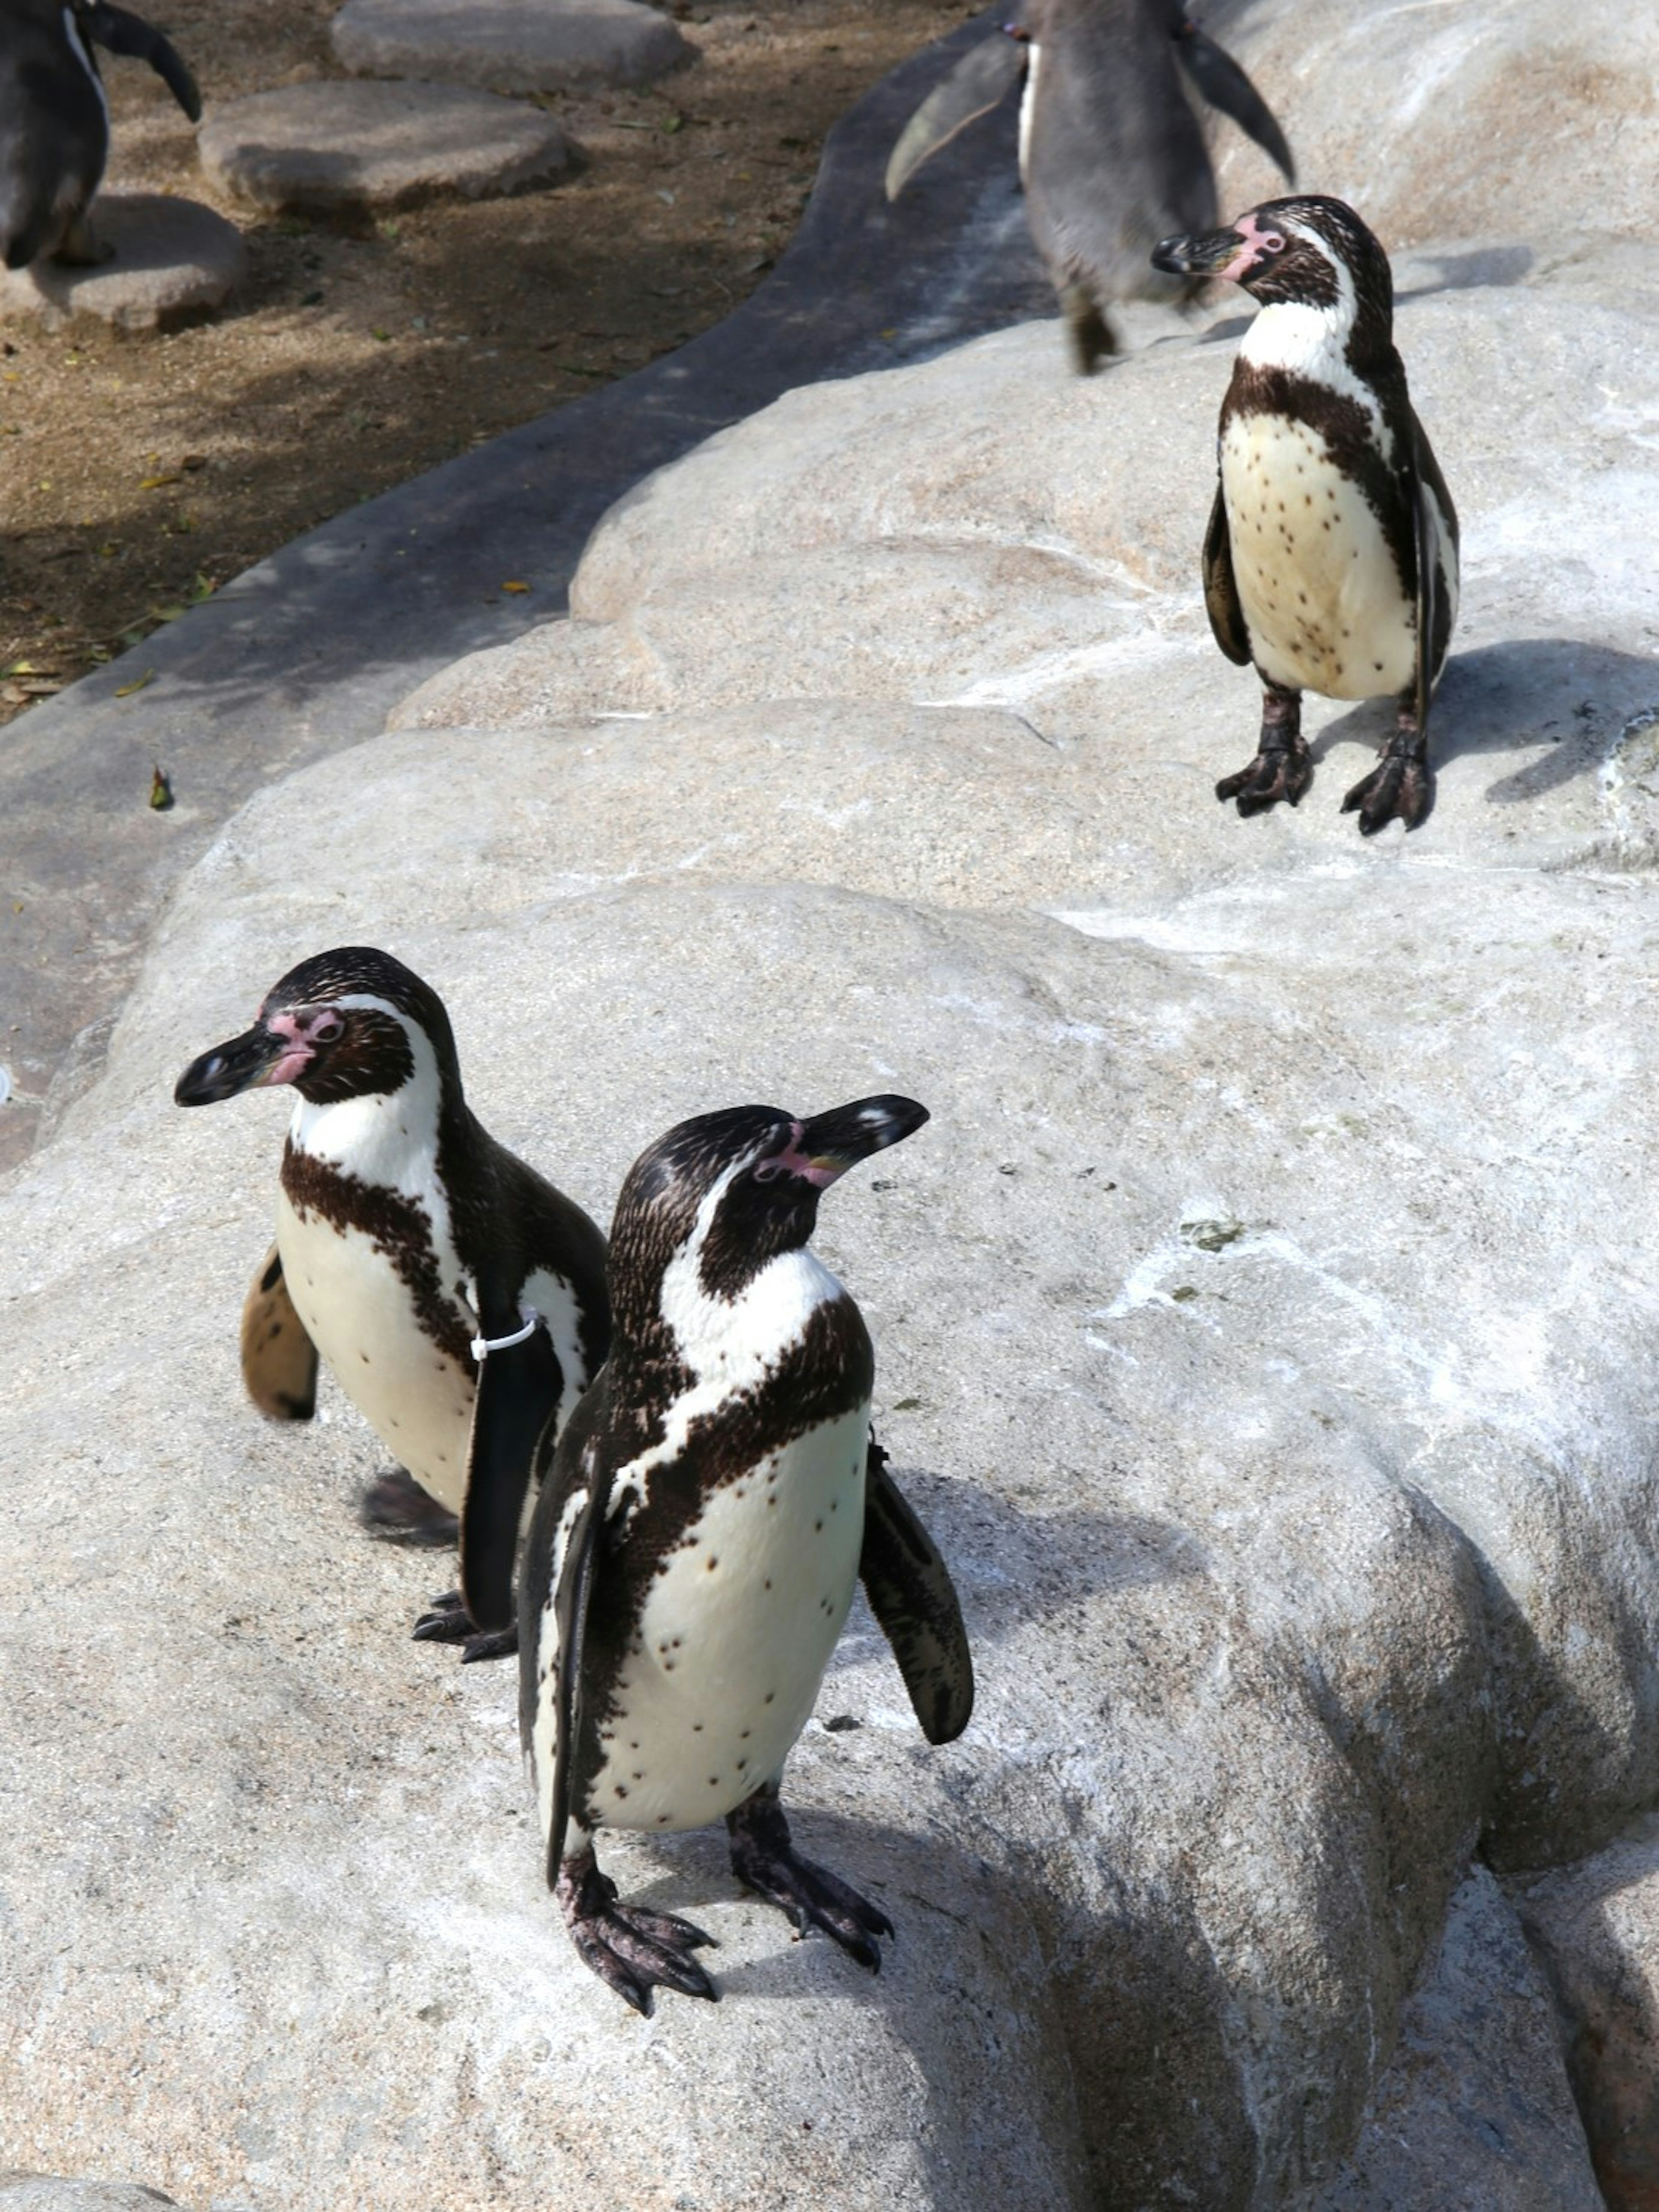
top-left (239, 1243), bottom-right (319, 1421)
top-left (1409, 413), bottom-right (1459, 733)
top-left (1341, 420), bottom-right (1455, 836)
top-left (518, 1378), bottom-right (612, 1886)
top-left (884, 35), bottom-right (1027, 201)
top-left (81, 1), bottom-right (203, 121)
top-left (458, 1295), bottom-right (563, 1637)
top-left (859, 1438), bottom-right (974, 1745)
top-left (1201, 483), bottom-right (1252, 667)
top-left (1173, 23), bottom-right (1295, 186)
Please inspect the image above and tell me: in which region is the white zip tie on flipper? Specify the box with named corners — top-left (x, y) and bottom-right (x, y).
top-left (470, 1305), bottom-right (543, 1362)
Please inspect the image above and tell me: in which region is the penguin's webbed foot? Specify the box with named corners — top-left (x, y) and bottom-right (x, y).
top-left (1216, 735), bottom-right (1313, 816)
top-left (1220, 685), bottom-right (1309, 816)
top-left (1341, 743), bottom-right (1434, 834)
top-left (358, 1466), bottom-right (460, 1547)
top-left (726, 1784), bottom-right (892, 1970)
top-left (410, 1589), bottom-right (518, 1663)
top-left (1062, 284), bottom-right (1116, 376)
top-left (557, 1849), bottom-right (718, 2015)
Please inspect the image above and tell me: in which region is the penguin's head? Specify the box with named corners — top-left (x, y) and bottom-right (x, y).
top-left (1151, 194), bottom-right (1390, 319)
top-left (174, 946), bottom-right (460, 1110)
top-left (610, 1095), bottom-right (928, 1326)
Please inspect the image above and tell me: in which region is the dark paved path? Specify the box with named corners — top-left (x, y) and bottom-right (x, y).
top-left (0, 9), bottom-right (1043, 1170)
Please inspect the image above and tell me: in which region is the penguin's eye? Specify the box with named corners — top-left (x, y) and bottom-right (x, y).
top-left (1260, 232), bottom-right (1285, 254)
top-left (752, 1158), bottom-right (787, 1185)
top-left (310, 1011), bottom-right (345, 1045)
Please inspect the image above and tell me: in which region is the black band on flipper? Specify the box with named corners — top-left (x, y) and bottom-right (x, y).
top-left (459, 1313), bottom-right (562, 1634)
top-left (82, 2), bottom-right (203, 120)
top-left (1173, 25), bottom-right (1295, 185)
top-left (858, 1439), bottom-right (974, 1745)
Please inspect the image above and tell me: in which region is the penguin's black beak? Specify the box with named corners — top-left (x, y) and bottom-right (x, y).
top-left (780, 1095), bottom-right (929, 1189)
top-left (1150, 225), bottom-right (1244, 279)
top-left (175, 1023), bottom-right (291, 1106)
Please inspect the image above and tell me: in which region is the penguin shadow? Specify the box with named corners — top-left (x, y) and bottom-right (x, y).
top-left (1394, 243), bottom-right (1535, 305)
top-left (1308, 639), bottom-right (1658, 807)
top-left (600, 1793), bottom-right (1110, 2192)
top-left (859, 1465), bottom-right (1210, 1648)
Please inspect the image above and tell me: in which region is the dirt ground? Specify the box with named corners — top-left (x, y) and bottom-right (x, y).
top-left (0, 0), bottom-right (973, 723)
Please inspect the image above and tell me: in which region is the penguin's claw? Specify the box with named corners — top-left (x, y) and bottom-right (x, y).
top-left (559, 1853), bottom-right (718, 2014)
top-left (1215, 737), bottom-right (1313, 816)
top-left (727, 1789), bottom-right (892, 1970)
top-left (410, 1589), bottom-right (518, 1663)
top-left (357, 1467), bottom-right (460, 1547)
top-left (1341, 753), bottom-right (1434, 834)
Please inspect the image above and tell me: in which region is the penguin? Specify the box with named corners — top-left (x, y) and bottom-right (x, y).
top-left (175, 947), bottom-right (610, 1659)
top-left (519, 1095), bottom-right (974, 2013)
top-left (0, 0), bottom-right (201, 272)
top-left (885, 1), bottom-right (1294, 372)
top-left (1151, 195), bottom-right (1460, 833)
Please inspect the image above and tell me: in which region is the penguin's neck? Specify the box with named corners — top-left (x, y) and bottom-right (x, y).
top-left (658, 1240), bottom-right (844, 1385)
top-left (1239, 295), bottom-right (1357, 384)
top-left (287, 1019), bottom-right (449, 1202)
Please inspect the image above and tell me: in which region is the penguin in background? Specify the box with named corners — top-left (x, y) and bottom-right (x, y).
top-left (175, 947), bottom-right (610, 1661)
top-left (1151, 195), bottom-right (1460, 833)
top-left (520, 1095), bottom-right (974, 2013)
top-left (0, 0), bottom-right (201, 272)
top-left (885, 0), bottom-right (1294, 372)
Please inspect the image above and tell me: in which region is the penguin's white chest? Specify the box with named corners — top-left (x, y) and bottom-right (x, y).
top-left (588, 1401), bottom-right (871, 1836)
top-left (1221, 412), bottom-right (1415, 701)
top-left (275, 1184), bottom-right (474, 1512)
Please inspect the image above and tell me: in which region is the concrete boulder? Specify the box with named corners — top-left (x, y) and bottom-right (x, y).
top-left (8, 0), bottom-right (1659, 2199)
top-left (331, 0), bottom-right (696, 95)
top-left (197, 81), bottom-right (569, 215)
top-left (6, 223), bottom-right (1659, 2199)
top-left (0, 195), bottom-right (245, 331)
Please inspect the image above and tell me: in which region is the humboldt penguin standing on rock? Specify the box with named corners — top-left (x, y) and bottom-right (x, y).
top-left (520, 1095), bottom-right (974, 2013)
top-left (1152, 195), bottom-right (1460, 833)
top-left (885, 0), bottom-right (1294, 372)
top-left (175, 947), bottom-right (609, 1660)
top-left (0, 0), bottom-right (201, 271)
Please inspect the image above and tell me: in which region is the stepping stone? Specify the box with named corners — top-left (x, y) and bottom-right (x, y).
top-left (331, 0), bottom-right (696, 95)
top-left (0, 194), bottom-right (246, 331)
top-left (198, 80), bottom-right (569, 215)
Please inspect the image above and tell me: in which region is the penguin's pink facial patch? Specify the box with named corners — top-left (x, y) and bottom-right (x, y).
top-left (1221, 211), bottom-right (1288, 281)
top-left (254, 1006), bottom-right (340, 1088)
top-left (752, 1122), bottom-right (846, 1190)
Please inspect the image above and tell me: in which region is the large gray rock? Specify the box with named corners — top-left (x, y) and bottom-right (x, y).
top-left (197, 80), bottom-right (569, 215)
top-left (0, 2184), bottom-right (180, 2211)
top-left (8, 6), bottom-right (1659, 2196)
top-left (1213, 0), bottom-right (1659, 257)
top-left (6, 235), bottom-right (1658, 2199)
top-left (1512, 1816), bottom-right (1659, 2209)
top-left (331, 0), bottom-right (696, 95)
top-left (1309, 1869), bottom-right (1604, 2211)
top-left (0, 195), bottom-right (245, 331)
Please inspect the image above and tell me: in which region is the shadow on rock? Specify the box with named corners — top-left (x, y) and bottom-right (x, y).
top-left (600, 1804), bottom-right (1101, 2209)
top-left (1397, 243), bottom-right (1535, 302)
top-left (864, 1464), bottom-right (1209, 1643)
top-left (1311, 639), bottom-right (1658, 799)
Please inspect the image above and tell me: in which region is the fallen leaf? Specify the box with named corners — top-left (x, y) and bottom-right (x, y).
top-left (139, 472), bottom-right (182, 490)
top-left (149, 763), bottom-right (174, 810)
top-left (501, 580), bottom-right (530, 594)
top-left (114, 667), bottom-right (155, 698)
